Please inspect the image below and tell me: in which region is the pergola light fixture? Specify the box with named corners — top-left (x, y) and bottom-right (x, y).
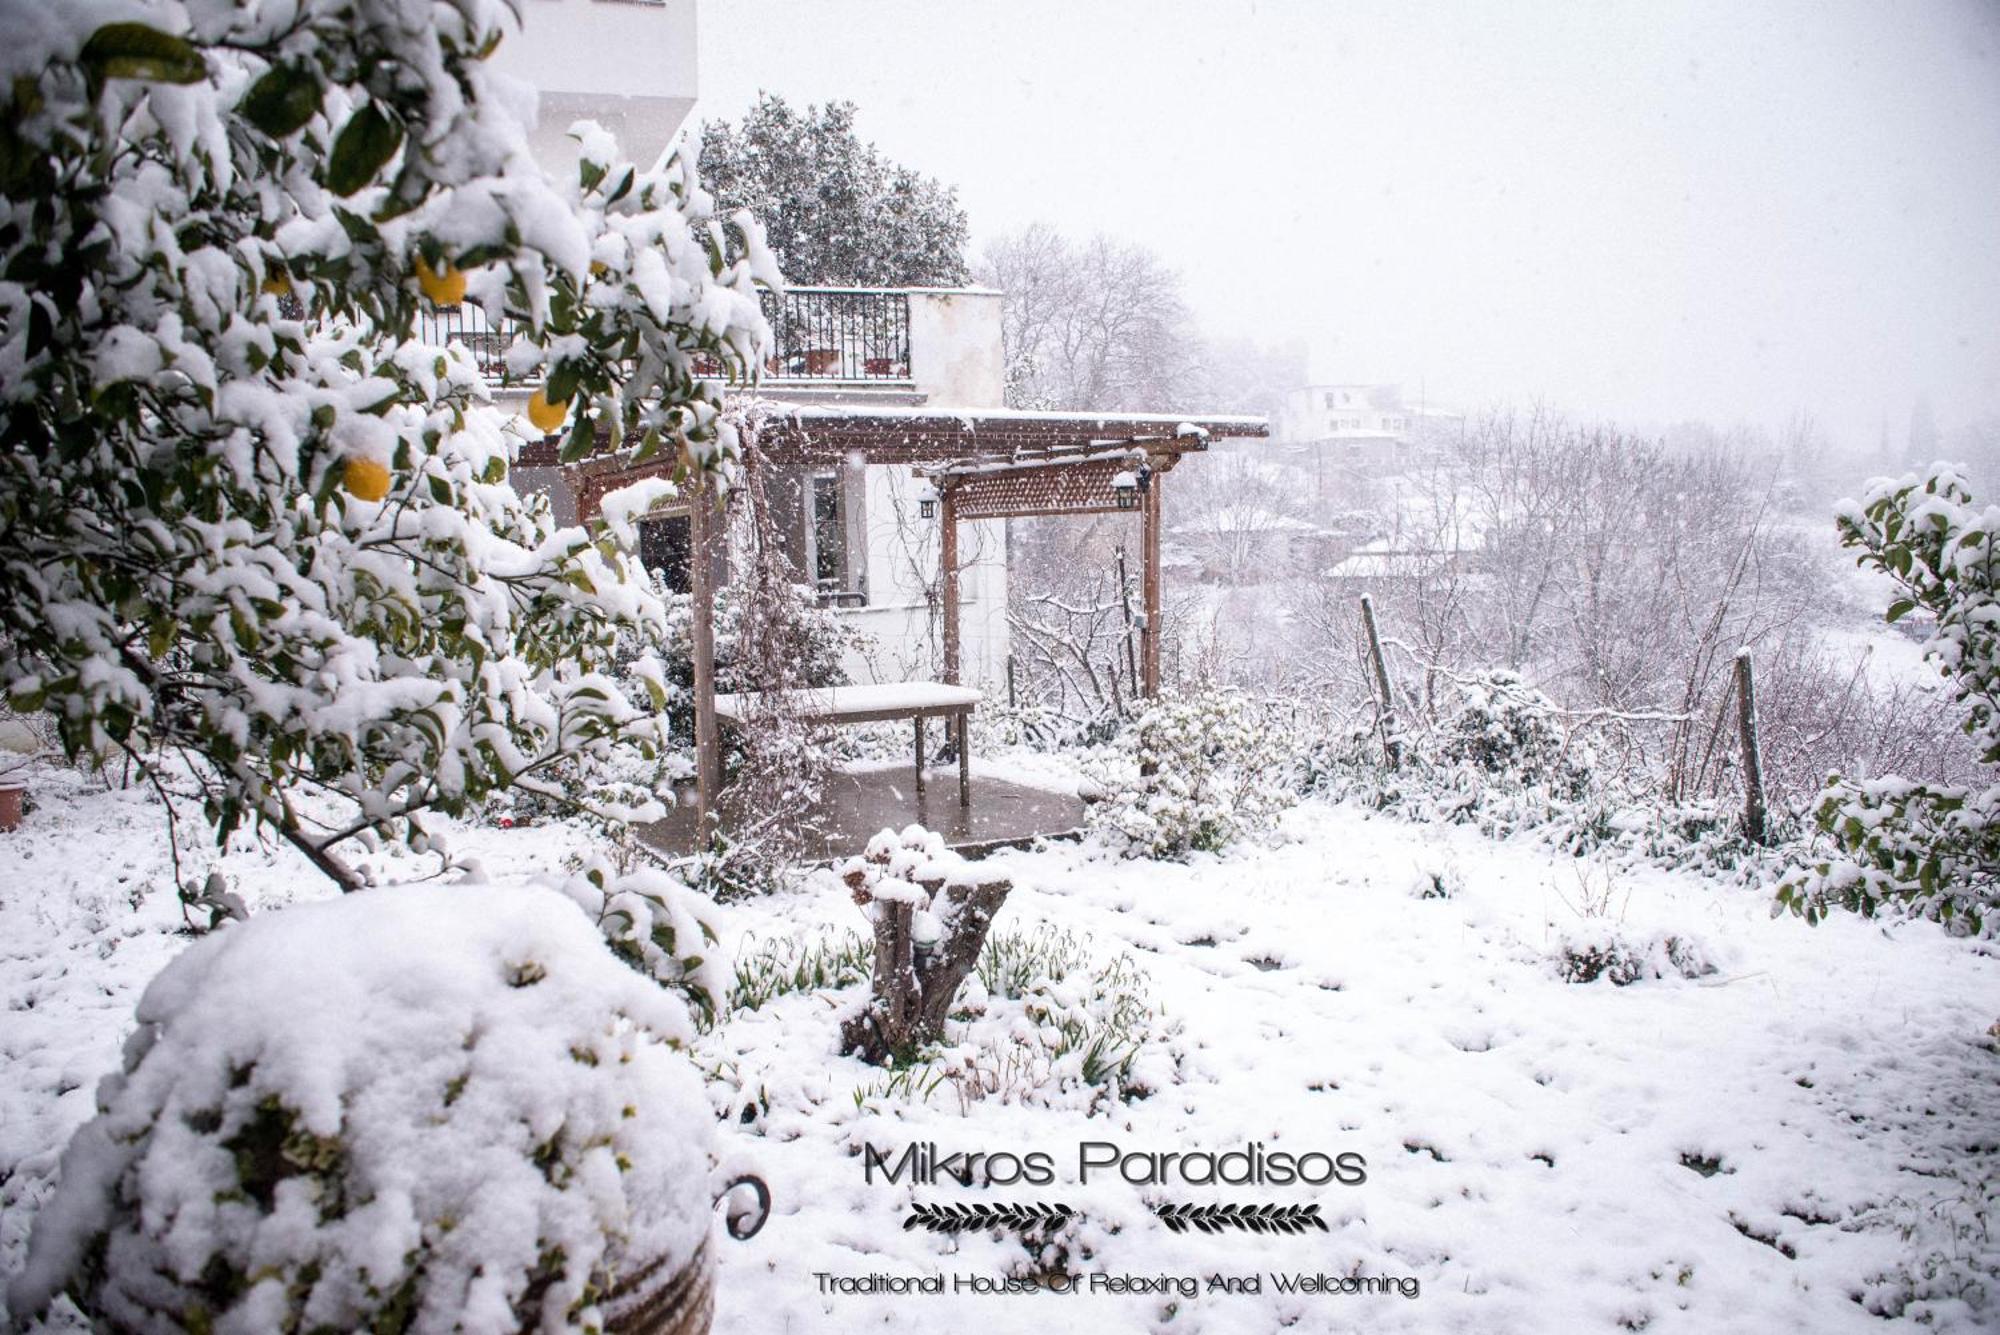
top-left (916, 481), bottom-right (940, 519)
top-left (1112, 470), bottom-right (1140, 510)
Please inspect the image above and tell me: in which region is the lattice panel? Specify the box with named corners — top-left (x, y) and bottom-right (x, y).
top-left (949, 458), bottom-right (1134, 520)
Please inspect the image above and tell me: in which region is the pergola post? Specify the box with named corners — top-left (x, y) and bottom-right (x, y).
top-left (939, 485), bottom-right (960, 686)
top-left (688, 469), bottom-right (721, 834)
top-left (1140, 463), bottom-right (1162, 697)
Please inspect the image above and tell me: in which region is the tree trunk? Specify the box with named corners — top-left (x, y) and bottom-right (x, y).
top-left (841, 869), bottom-right (1012, 1064)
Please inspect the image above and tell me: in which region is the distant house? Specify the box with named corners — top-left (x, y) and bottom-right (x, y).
top-left (1168, 506), bottom-right (1334, 583)
top-left (1275, 383), bottom-right (1461, 474)
top-left (1322, 536), bottom-right (1481, 587)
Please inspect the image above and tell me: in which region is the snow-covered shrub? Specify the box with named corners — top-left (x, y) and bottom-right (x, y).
top-left (856, 927), bottom-right (1176, 1114)
top-left (0, 3), bottom-right (774, 889)
top-left (1088, 691), bottom-right (1298, 859)
top-left (1439, 670), bottom-right (1589, 797)
top-left (555, 860), bottom-right (728, 1025)
top-left (659, 581), bottom-right (856, 708)
top-left (1553, 922), bottom-right (1716, 985)
top-left (9, 883), bottom-right (716, 1333)
top-left (1778, 467), bottom-right (2000, 935)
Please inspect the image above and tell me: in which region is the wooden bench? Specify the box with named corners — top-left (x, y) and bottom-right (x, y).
top-left (713, 682), bottom-right (982, 806)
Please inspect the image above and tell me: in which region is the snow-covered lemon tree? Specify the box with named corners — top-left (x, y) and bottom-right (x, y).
top-left (0, 1), bottom-right (776, 887)
top-left (1777, 466), bottom-right (2000, 935)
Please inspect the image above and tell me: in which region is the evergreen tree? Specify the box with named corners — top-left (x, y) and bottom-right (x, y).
top-left (698, 93), bottom-right (970, 287)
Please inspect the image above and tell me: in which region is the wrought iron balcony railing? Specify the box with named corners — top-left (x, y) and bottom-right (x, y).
top-left (415, 305), bottom-right (515, 384)
top-left (759, 287), bottom-right (911, 381)
top-left (415, 286), bottom-right (914, 386)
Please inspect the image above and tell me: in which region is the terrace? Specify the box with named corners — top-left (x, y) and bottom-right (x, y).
top-left (419, 285), bottom-right (982, 397)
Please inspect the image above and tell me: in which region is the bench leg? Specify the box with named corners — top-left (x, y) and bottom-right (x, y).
top-left (914, 716), bottom-right (925, 798)
top-left (957, 711), bottom-right (971, 807)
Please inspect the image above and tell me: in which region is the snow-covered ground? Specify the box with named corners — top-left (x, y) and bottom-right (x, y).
top-left (2, 759), bottom-right (1995, 1332)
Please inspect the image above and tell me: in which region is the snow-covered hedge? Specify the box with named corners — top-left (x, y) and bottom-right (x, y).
top-left (10, 883), bottom-right (716, 1333)
top-left (1088, 691), bottom-right (1298, 859)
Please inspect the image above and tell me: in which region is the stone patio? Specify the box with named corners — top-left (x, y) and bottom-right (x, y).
top-left (636, 764), bottom-right (1088, 862)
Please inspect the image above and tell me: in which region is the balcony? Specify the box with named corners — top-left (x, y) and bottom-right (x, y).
top-left (758, 288), bottom-right (911, 382)
top-left (429, 284), bottom-right (1004, 409)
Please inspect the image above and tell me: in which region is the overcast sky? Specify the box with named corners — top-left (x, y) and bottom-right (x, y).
top-left (698, 1), bottom-right (2000, 451)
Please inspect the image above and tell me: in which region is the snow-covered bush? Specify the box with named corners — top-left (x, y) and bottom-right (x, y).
top-left (854, 927), bottom-right (1176, 1114)
top-left (659, 580), bottom-right (856, 707)
top-left (1439, 670), bottom-right (1589, 798)
top-left (0, 2), bottom-right (774, 888)
top-left (9, 883), bottom-right (717, 1333)
top-left (555, 859), bottom-right (728, 1025)
top-left (1088, 691), bottom-right (1298, 859)
top-left (1552, 922), bottom-right (1716, 986)
top-left (1778, 467), bottom-right (2000, 935)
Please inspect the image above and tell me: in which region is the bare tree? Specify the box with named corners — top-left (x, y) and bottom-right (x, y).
top-left (981, 225), bottom-right (1201, 411)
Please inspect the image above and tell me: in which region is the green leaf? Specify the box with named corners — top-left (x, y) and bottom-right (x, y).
top-left (240, 64), bottom-right (321, 137)
top-left (326, 104), bottom-right (403, 196)
top-left (545, 361), bottom-right (581, 406)
top-left (1885, 598), bottom-right (1917, 624)
top-left (80, 23), bottom-right (205, 84)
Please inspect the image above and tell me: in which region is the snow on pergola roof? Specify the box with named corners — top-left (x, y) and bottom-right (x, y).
top-left (742, 403), bottom-right (1268, 465)
top-left (516, 404), bottom-right (1267, 470)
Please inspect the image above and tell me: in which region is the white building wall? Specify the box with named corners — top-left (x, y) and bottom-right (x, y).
top-left (489, 0), bottom-right (699, 177)
top-left (830, 289), bottom-right (1011, 691)
top-left (906, 289), bottom-right (1006, 408)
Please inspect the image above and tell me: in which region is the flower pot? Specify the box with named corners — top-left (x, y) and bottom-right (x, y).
top-left (0, 782), bottom-right (22, 832)
top-left (600, 1234), bottom-right (714, 1335)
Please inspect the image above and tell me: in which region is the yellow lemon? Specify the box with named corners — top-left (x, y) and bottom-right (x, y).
top-left (526, 388), bottom-right (570, 433)
top-left (259, 272), bottom-right (292, 297)
top-left (343, 457), bottom-right (392, 502)
top-left (414, 255), bottom-right (467, 306)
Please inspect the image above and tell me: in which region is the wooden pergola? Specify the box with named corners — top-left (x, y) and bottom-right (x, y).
top-left (526, 405), bottom-right (1269, 835)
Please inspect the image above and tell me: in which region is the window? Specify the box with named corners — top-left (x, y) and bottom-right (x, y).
top-left (637, 513), bottom-right (691, 593)
top-left (803, 471), bottom-right (853, 598)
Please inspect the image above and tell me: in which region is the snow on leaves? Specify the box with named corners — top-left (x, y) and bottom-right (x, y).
top-left (0, 1), bottom-right (775, 886)
top-left (1778, 466), bottom-right (2000, 934)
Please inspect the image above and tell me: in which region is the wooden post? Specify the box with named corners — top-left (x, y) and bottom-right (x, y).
top-left (939, 486), bottom-right (960, 685)
top-left (913, 716), bottom-right (926, 797)
top-left (1140, 468), bottom-right (1162, 698)
top-left (689, 472), bottom-right (722, 834)
top-left (957, 710), bottom-right (971, 806)
top-left (1359, 594), bottom-right (1401, 768)
top-left (1734, 648), bottom-right (1768, 845)
top-left (1116, 543), bottom-right (1139, 699)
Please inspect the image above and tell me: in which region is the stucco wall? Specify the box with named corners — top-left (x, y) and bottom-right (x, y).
top-left (489, 0), bottom-right (698, 178)
top-left (907, 289), bottom-right (1006, 409)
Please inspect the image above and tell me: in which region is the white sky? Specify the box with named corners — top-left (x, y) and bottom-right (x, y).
top-left (697, 0), bottom-right (2000, 450)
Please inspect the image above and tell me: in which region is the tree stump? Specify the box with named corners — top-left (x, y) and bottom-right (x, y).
top-left (837, 827), bottom-right (1012, 1064)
